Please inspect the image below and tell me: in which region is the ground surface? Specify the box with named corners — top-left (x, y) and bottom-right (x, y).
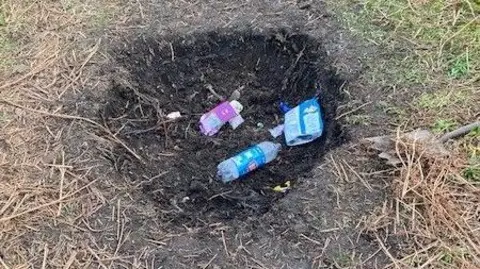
top-left (64, 2), bottom-right (388, 267)
top-left (0, 0), bottom-right (478, 268)
top-left (101, 30), bottom-right (344, 224)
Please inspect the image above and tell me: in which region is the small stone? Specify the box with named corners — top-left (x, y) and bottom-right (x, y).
top-left (229, 89), bottom-right (241, 101)
top-left (166, 111), bottom-right (181, 119)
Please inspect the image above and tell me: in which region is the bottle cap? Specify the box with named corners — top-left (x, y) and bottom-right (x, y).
top-left (229, 100), bottom-right (243, 113)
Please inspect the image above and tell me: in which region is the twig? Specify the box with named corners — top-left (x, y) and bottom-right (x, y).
top-left (86, 245), bottom-right (109, 269)
top-left (109, 200), bottom-right (127, 269)
top-left (335, 102), bottom-right (372, 120)
top-left (57, 150), bottom-right (66, 216)
top-left (0, 256), bottom-right (10, 269)
top-left (319, 238), bottom-right (330, 258)
top-left (221, 231), bottom-right (229, 256)
top-left (145, 238), bottom-right (168, 246)
top-left (76, 39), bottom-right (101, 77)
top-left (300, 234), bottom-right (323, 245)
top-left (202, 254), bottom-right (218, 269)
top-left (61, 39), bottom-right (101, 97)
top-left (122, 118), bottom-right (182, 136)
top-left (205, 84), bottom-right (224, 101)
top-left (359, 246), bottom-right (382, 266)
top-left (123, 126), bottom-right (159, 135)
top-left (280, 46), bottom-right (306, 93)
top-left (41, 244), bottom-right (48, 269)
top-left (439, 121), bottom-right (480, 143)
top-left (417, 253), bottom-right (443, 269)
top-left (250, 258), bottom-right (269, 269)
top-left (375, 234), bottom-right (401, 269)
top-left (169, 42), bottom-right (175, 62)
top-left (136, 171), bottom-right (170, 188)
top-left (0, 99), bottom-right (142, 160)
top-left (155, 104), bottom-right (171, 148)
top-left (208, 191), bottom-right (233, 201)
top-left (343, 160), bottom-right (373, 192)
top-left (319, 227), bottom-right (340, 233)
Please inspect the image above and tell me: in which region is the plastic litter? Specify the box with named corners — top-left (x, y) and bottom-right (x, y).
top-left (217, 141), bottom-right (281, 183)
top-left (269, 124), bottom-right (284, 138)
top-left (228, 101), bottom-right (244, 130)
top-left (199, 100), bottom-right (244, 136)
top-left (166, 111), bottom-right (182, 119)
top-left (228, 115), bottom-right (244, 130)
top-left (279, 101), bottom-right (292, 114)
top-left (284, 98), bottom-right (324, 146)
top-left (272, 181), bottom-right (291, 193)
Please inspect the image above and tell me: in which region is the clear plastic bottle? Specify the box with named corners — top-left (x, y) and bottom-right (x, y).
top-left (217, 141), bottom-right (281, 183)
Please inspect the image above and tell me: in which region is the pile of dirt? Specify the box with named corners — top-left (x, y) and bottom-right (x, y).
top-left (100, 30), bottom-right (345, 225)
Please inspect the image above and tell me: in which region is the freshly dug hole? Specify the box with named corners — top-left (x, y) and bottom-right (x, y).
top-left (102, 30), bottom-right (344, 225)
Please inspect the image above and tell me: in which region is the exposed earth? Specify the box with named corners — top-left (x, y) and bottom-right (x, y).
top-left (101, 30), bottom-right (345, 225)
top-left (68, 9), bottom-right (392, 266)
top-left (62, 1), bottom-right (396, 267)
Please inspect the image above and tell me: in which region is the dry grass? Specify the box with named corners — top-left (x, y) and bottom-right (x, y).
top-left (0, 0), bottom-right (149, 268)
top-left (364, 132), bottom-right (480, 268)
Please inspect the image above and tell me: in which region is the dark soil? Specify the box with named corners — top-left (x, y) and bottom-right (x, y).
top-left (101, 30), bottom-right (345, 225)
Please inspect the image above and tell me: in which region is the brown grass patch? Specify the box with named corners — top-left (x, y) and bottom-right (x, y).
top-left (0, 0), bottom-right (143, 267)
top-left (366, 132), bottom-right (480, 268)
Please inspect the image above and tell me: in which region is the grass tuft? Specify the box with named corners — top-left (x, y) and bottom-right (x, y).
top-left (432, 119), bottom-right (458, 133)
top-left (449, 52), bottom-right (471, 79)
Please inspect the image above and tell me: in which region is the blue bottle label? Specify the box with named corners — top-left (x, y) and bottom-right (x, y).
top-left (232, 146), bottom-right (266, 176)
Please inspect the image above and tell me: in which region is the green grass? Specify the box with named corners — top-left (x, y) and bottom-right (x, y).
top-left (432, 119), bottom-right (458, 133)
top-left (464, 127), bottom-right (480, 157)
top-left (345, 114), bottom-right (372, 126)
top-left (0, 36), bottom-right (15, 67)
top-left (365, 0), bottom-right (479, 78)
top-left (416, 90), bottom-right (470, 109)
top-left (439, 248), bottom-right (471, 266)
top-left (58, 0), bottom-right (117, 30)
top-left (463, 127), bottom-right (480, 182)
top-left (334, 252), bottom-right (353, 267)
top-left (0, 5), bottom-right (16, 70)
top-left (0, 9), bottom-right (6, 26)
top-left (60, 0), bottom-right (77, 11)
top-left (0, 111), bottom-right (8, 122)
top-left (330, 0), bottom-right (480, 87)
top-left (89, 8), bottom-right (115, 30)
top-left (463, 163), bottom-right (480, 182)
top-left (376, 101), bottom-right (408, 124)
top-left (449, 52), bottom-right (471, 79)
